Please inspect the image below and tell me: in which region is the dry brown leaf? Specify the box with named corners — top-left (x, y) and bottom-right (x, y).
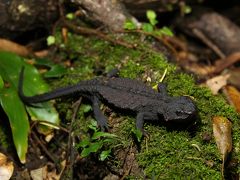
top-left (34, 50), bottom-right (49, 58)
top-left (212, 116), bottom-right (232, 177)
top-left (0, 38), bottom-right (31, 57)
top-left (0, 153), bottom-right (14, 180)
top-left (222, 85), bottom-right (240, 113)
top-left (206, 74), bottom-right (230, 95)
top-left (30, 165), bottom-right (60, 180)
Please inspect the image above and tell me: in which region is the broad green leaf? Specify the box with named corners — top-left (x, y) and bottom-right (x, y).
top-left (80, 148), bottom-right (91, 158)
top-left (124, 20), bottom-right (137, 30)
top-left (34, 58), bottom-right (67, 78)
top-left (0, 75), bottom-right (3, 89)
top-left (88, 120), bottom-right (98, 131)
top-left (80, 142), bottom-right (103, 157)
top-left (82, 104), bottom-right (92, 113)
top-left (43, 64), bottom-right (67, 78)
top-left (77, 139), bottom-right (90, 148)
top-left (0, 87), bottom-right (29, 163)
top-left (0, 52), bottom-right (59, 127)
top-left (0, 51), bottom-right (60, 160)
top-left (35, 58), bottom-right (55, 66)
top-left (158, 26), bottom-right (174, 37)
top-left (99, 149), bottom-right (111, 161)
top-left (142, 23), bottom-right (154, 33)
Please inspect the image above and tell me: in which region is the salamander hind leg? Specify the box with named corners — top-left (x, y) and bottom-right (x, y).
top-left (92, 96), bottom-right (109, 131)
top-left (157, 83), bottom-right (167, 95)
top-left (136, 112), bottom-right (148, 137)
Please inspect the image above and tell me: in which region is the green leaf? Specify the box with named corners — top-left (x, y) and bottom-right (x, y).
top-left (124, 20), bottom-right (137, 30)
top-left (88, 142), bottom-right (103, 152)
top-left (159, 26), bottom-right (174, 37)
top-left (80, 147), bottom-right (92, 158)
top-left (102, 138), bottom-right (115, 144)
top-left (14, 62), bottom-right (60, 134)
top-left (34, 58), bottom-right (67, 78)
top-left (35, 58), bottom-right (55, 66)
top-left (146, 10), bottom-right (158, 26)
top-left (43, 65), bottom-right (67, 78)
top-left (77, 138), bottom-right (90, 148)
top-left (47, 36), bottom-right (55, 46)
top-left (92, 131), bottom-right (117, 140)
top-left (0, 75), bottom-right (3, 89)
top-left (0, 51), bottom-right (60, 161)
top-left (142, 23), bottom-right (154, 32)
top-left (80, 142), bottom-right (103, 157)
top-left (99, 149), bottom-right (111, 161)
top-left (88, 120), bottom-right (98, 131)
top-left (0, 88), bottom-right (29, 163)
top-left (66, 13), bottom-right (75, 20)
top-left (81, 104), bottom-right (92, 113)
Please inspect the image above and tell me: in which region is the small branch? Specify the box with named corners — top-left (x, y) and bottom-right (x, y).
top-left (64, 97), bottom-right (82, 179)
top-left (192, 28), bottom-right (226, 59)
top-left (213, 52), bottom-right (240, 74)
top-left (32, 131), bottom-right (58, 164)
top-left (63, 20), bottom-right (136, 49)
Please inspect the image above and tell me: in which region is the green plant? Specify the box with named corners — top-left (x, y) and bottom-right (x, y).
top-left (77, 120), bottom-right (118, 161)
top-left (124, 10), bottom-right (173, 37)
top-left (0, 51), bottom-right (60, 163)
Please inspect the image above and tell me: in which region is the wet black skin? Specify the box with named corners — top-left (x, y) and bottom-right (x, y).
top-left (18, 68), bottom-right (197, 132)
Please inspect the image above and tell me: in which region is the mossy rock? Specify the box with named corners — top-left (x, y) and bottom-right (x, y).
top-left (52, 32), bottom-right (240, 179)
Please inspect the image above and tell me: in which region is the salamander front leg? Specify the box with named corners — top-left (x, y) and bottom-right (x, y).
top-left (92, 96), bottom-right (108, 131)
top-left (136, 112), bottom-right (148, 136)
top-left (157, 83), bottom-right (167, 96)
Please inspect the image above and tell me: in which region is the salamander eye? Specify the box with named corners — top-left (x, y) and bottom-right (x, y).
top-left (176, 110), bottom-right (191, 117)
top-left (176, 110), bottom-right (184, 116)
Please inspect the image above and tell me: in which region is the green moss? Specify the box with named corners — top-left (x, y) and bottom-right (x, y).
top-left (51, 32), bottom-right (240, 178)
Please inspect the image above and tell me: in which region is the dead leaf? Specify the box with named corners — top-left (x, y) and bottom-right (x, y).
top-left (222, 85), bottom-right (240, 113)
top-left (30, 165), bottom-right (60, 180)
top-left (0, 153), bottom-right (14, 180)
top-left (0, 38), bottom-right (31, 57)
top-left (34, 50), bottom-right (49, 58)
top-left (206, 74), bottom-right (230, 95)
top-left (212, 116), bottom-right (232, 177)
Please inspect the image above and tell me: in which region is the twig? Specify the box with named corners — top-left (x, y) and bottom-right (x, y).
top-left (213, 52), bottom-right (240, 74)
top-left (63, 20), bottom-right (136, 49)
top-left (64, 97), bottom-right (82, 179)
top-left (32, 131), bottom-right (58, 164)
top-left (192, 28), bottom-right (226, 59)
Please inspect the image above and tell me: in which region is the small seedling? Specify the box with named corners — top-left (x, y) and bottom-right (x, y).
top-left (124, 10), bottom-right (174, 37)
top-left (77, 120), bottom-right (118, 161)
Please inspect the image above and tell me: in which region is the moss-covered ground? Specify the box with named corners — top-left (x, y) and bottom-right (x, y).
top-left (51, 32), bottom-right (240, 179)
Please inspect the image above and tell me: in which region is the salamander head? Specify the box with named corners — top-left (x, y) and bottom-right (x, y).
top-left (159, 96), bottom-right (197, 123)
